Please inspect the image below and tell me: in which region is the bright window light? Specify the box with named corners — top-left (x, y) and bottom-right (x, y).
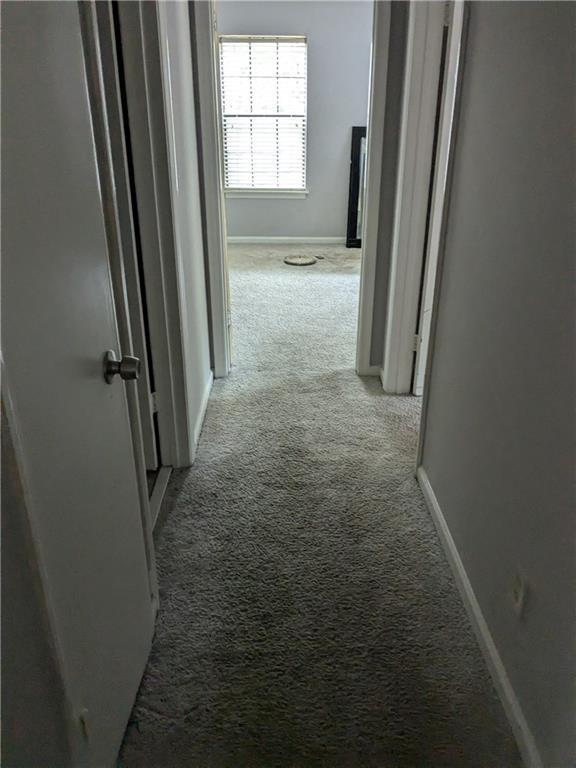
top-left (219, 36), bottom-right (307, 191)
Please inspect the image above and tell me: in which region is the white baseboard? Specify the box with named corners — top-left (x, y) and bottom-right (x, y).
top-left (192, 371), bottom-right (213, 454)
top-left (227, 236), bottom-right (346, 245)
top-left (416, 467), bottom-right (543, 768)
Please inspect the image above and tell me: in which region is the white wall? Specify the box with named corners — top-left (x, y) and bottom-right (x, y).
top-left (419, 3), bottom-right (575, 765)
top-left (216, 0), bottom-right (373, 239)
top-left (158, 1), bottom-right (213, 454)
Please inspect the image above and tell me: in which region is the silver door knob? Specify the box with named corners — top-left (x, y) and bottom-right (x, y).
top-left (103, 350), bottom-right (141, 384)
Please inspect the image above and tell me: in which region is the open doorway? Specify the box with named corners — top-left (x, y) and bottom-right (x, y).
top-left (213, 1), bottom-right (374, 375)
top-left (191, 0), bottom-right (465, 456)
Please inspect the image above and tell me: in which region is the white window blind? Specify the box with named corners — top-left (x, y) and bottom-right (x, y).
top-left (219, 36), bottom-right (307, 190)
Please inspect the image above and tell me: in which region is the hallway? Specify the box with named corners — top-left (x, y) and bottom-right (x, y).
top-left (121, 245), bottom-right (519, 767)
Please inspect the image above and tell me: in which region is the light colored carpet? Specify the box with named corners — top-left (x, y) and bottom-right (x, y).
top-left (120, 245), bottom-right (520, 767)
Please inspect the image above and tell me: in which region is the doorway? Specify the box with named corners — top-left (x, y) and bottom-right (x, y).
top-left (212, 1), bottom-right (374, 375)
top-left (193, 0), bottom-right (465, 454)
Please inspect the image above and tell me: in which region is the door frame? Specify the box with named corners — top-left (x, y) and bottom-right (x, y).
top-left (412, 1), bottom-right (465, 396)
top-left (355, 0), bottom-right (392, 376)
top-left (192, 0), bottom-right (396, 377)
top-left (189, 0), bottom-right (231, 380)
top-left (154, 0), bottom-right (449, 405)
top-left (116, 1), bottom-right (199, 468)
top-left (380, 0), bottom-right (446, 394)
top-left (189, 0), bottom-right (448, 386)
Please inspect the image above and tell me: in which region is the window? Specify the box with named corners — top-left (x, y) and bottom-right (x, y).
top-left (219, 36), bottom-right (307, 192)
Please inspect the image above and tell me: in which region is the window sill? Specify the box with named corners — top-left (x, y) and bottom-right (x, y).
top-left (224, 188), bottom-right (309, 200)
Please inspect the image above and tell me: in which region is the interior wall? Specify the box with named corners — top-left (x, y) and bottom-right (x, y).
top-left (419, 3), bottom-right (575, 764)
top-left (157, 1), bottom-right (213, 450)
top-left (216, 0), bottom-right (373, 239)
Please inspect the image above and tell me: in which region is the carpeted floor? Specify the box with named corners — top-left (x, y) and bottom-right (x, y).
top-left (120, 245), bottom-right (520, 768)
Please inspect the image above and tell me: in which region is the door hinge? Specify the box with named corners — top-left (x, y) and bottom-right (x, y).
top-left (413, 333), bottom-right (421, 353)
top-left (151, 392), bottom-right (158, 414)
top-left (444, 0), bottom-right (451, 27)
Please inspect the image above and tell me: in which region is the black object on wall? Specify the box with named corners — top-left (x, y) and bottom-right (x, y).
top-left (346, 126), bottom-right (367, 248)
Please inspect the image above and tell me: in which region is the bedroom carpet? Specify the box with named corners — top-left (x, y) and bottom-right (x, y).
top-left (120, 244), bottom-right (520, 768)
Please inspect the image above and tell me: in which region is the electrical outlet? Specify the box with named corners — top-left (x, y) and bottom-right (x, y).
top-left (511, 571), bottom-right (528, 619)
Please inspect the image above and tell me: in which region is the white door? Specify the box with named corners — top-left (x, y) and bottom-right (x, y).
top-left (3, 3), bottom-right (155, 766)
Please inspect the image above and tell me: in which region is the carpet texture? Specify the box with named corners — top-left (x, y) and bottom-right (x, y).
top-left (120, 245), bottom-right (520, 768)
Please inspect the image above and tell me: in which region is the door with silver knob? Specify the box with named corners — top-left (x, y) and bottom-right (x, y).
top-left (3, 4), bottom-right (156, 765)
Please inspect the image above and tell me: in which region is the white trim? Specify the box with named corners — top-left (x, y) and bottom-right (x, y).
top-left (219, 34), bottom-right (307, 43)
top-left (150, 466), bottom-right (172, 530)
top-left (413, 2), bottom-right (464, 397)
top-left (193, 371), bottom-right (214, 449)
top-left (357, 364), bottom-right (381, 377)
top-left (417, 468), bottom-right (544, 768)
top-left (225, 188), bottom-right (308, 199)
top-left (191, 0), bottom-right (231, 380)
top-left (381, 2), bottom-right (445, 394)
top-left (355, 0), bottom-right (391, 376)
top-left (117, 2), bottom-right (192, 468)
top-left (227, 236), bottom-right (346, 245)
top-left (378, 367), bottom-right (387, 391)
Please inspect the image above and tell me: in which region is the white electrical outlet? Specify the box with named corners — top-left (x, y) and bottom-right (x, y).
top-left (511, 571), bottom-right (528, 618)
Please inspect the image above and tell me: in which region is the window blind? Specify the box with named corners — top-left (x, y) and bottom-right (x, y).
top-left (219, 36), bottom-right (307, 190)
